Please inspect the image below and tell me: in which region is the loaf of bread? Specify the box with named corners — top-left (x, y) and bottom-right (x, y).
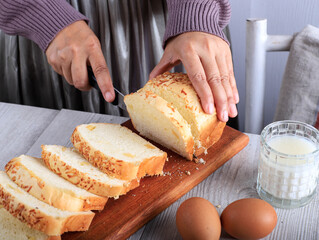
top-left (5, 155), bottom-right (107, 212)
top-left (143, 72), bottom-right (226, 156)
top-left (0, 207), bottom-right (61, 240)
top-left (70, 123), bottom-right (167, 180)
top-left (0, 171), bottom-right (95, 236)
top-left (41, 145), bottom-right (140, 198)
top-left (125, 72), bottom-right (226, 160)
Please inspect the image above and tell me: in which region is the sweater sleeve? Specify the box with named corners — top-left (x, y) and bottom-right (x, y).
top-left (0, 0), bottom-right (88, 51)
top-left (163, 0), bottom-right (231, 46)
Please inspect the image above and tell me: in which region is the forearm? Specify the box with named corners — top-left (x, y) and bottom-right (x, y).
top-left (164, 0), bottom-right (231, 46)
top-left (0, 0), bottom-right (88, 51)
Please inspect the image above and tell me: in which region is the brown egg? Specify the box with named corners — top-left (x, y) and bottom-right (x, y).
top-left (176, 197), bottom-right (221, 240)
top-left (221, 198), bottom-right (277, 240)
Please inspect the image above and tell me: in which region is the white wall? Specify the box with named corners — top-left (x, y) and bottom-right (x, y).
top-left (229, 0), bottom-right (319, 132)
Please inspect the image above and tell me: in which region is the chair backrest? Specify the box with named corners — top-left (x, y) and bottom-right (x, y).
top-left (245, 18), bottom-right (293, 134)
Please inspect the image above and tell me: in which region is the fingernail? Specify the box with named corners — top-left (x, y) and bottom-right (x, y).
top-left (207, 103), bottom-right (214, 114)
top-left (104, 92), bottom-right (113, 102)
top-left (230, 104), bottom-right (237, 116)
top-left (235, 93), bottom-right (240, 103)
top-left (223, 110), bottom-right (229, 122)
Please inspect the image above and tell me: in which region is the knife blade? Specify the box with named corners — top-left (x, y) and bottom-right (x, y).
top-left (87, 66), bottom-right (127, 112)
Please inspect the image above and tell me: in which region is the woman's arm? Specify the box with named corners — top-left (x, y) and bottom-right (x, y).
top-left (151, 0), bottom-right (238, 121)
top-left (0, 0), bottom-right (87, 51)
top-left (0, 0), bottom-right (114, 102)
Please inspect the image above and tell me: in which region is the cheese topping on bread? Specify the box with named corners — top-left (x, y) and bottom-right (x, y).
top-left (5, 155), bottom-right (107, 212)
top-left (41, 145), bottom-right (140, 198)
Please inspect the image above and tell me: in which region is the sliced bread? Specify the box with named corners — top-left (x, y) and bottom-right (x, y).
top-left (41, 145), bottom-right (140, 198)
top-left (70, 123), bottom-right (167, 180)
top-left (124, 89), bottom-right (195, 160)
top-left (5, 155), bottom-right (107, 212)
top-left (0, 207), bottom-right (61, 240)
top-left (0, 171), bottom-right (94, 236)
top-left (143, 72), bottom-right (225, 156)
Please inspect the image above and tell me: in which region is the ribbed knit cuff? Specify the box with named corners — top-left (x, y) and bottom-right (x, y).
top-left (163, 0), bottom-right (231, 47)
top-left (0, 0), bottom-right (88, 51)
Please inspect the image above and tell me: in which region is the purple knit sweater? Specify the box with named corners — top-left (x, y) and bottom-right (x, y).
top-left (0, 0), bottom-right (231, 51)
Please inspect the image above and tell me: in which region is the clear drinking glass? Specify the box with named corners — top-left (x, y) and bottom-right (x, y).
top-left (257, 120), bottom-right (319, 208)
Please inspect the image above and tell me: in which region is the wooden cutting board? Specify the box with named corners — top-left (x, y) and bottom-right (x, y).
top-left (62, 121), bottom-right (249, 240)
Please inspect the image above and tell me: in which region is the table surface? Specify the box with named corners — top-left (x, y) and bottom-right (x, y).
top-left (0, 102), bottom-right (318, 240)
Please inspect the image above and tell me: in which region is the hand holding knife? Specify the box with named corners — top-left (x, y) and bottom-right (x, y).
top-left (87, 67), bottom-right (127, 112)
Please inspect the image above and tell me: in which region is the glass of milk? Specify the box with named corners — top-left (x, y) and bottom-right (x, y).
top-left (257, 120), bottom-right (319, 208)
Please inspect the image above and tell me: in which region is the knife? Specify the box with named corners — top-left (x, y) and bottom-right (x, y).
top-left (87, 66), bottom-right (127, 112)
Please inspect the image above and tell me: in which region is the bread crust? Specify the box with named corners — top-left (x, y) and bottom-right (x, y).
top-left (0, 182), bottom-right (94, 236)
top-left (195, 121), bottom-right (226, 156)
top-left (71, 126), bottom-right (167, 180)
top-left (5, 157), bottom-right (107, 212)
top-left (137, 155), bottom-right (166, 178)
top-left (48, 236), bottom-right (61, 240)
top-left (41, 147), bottom-right (139, 198)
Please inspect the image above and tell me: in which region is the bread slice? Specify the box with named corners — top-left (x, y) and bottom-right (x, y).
top-left (41, 145), bottom-right (140, 198)
top-left (0, 171), bottom-right (94, 236)
top-left (5, 155), bottom-right (107, 212)
top-left (143, 72), bottom-right (226, 156)
top-left (70, 123), bottom-right (167, 180)
top-left (0, 207), bottom-right (61, 240)
top-left (124, 90), bottom-right (195, 160)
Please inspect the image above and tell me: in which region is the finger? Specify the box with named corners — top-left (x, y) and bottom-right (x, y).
top-left (226, 53), bottom-right (239, 104)
top-left (88, 51), bottom-right (114, 102)
top-left (46, 52), bottom-right (63, 75)
top-left (200, 55), bottom-right (229, 122)
top-left (61, 62), bottom-right (73, 86)
top-left (51, 64), bottom-right (63, 76)
top-left (71, 55), bottom-right (91, 91)
top-left (215, 54), bottom-right (237, 118)
top-left (149, 52), bottom-right (180, 79)
top-left (181, 52), bottom-right (214, 115)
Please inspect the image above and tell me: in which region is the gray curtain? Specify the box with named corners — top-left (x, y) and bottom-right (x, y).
top-left (0, 0), bottom-right (231, 119)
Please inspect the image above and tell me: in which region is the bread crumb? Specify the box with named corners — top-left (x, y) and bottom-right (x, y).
top-left (199, 158), bottom-right (206, 164)
top-left (185, 171), bottom-right (191, 176)
top-left (216, 205), bottom-right (221, 208)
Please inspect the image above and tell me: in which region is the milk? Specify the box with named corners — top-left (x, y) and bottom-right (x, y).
top-left (268, 136), bottom-right (316, 156)
top-left (258, 135), bottom-right (319, 200)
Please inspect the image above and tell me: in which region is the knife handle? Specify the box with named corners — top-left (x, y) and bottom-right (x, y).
top-left (87, 66), bottom-right (119, 106)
